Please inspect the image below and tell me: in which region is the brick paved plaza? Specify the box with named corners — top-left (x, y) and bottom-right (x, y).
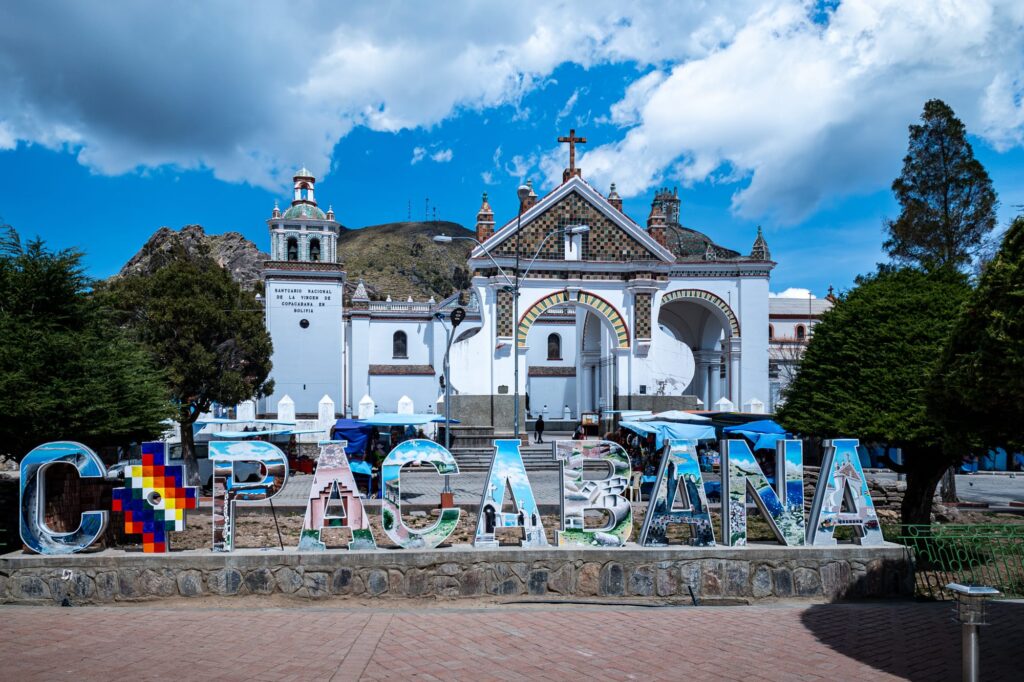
top-left (2, 599), bottom-right (1021, 680)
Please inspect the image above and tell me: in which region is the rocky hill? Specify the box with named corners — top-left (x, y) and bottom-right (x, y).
top-left (338, 221), bottom-right (474, 301)
top-left (118, 221), bottom-right (476, 301)
top-left (118, 225), bottom-right (268, 290)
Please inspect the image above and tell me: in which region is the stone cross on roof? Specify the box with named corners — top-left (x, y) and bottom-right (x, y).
top-left (558, 128), bottom-right (587, 180)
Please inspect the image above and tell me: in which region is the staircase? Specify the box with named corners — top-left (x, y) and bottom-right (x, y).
top-left (444, 425), bottom-right (560, 471)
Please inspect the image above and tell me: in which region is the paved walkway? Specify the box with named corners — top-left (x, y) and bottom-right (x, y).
top-left (2, 600), bottom-right (1021, 680)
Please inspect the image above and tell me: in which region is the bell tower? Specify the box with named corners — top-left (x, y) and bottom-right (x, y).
top-left (262, 168), bottom-right (345, 418)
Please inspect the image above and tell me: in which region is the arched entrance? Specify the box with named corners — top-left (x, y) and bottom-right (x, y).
top-left (657, 289), bottom-right (740, 407)
top-left (519, 289), bottom-right (629, 423)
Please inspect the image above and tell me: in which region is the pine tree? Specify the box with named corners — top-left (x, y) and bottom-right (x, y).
top-left (777, 267), bottom-right (970, 525)
top-left (930, 215), bottom-right (1024, 454)
top-left (103, 247), bottom-right (274, 484)
top-left (885, 99), bottom-right (998, 270)
top-left (0, 224), bottom-right (172, 459)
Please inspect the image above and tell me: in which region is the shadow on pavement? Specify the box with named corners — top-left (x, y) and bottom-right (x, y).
top-left (799, 600), bottom-right (1024, 682)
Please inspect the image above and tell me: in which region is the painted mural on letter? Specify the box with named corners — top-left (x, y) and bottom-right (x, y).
top-left (381, 439), bottom-right (461, 549)
top-left (474, 439), bottom-right (547, 548)
top-left (638, 439), bottom-right (714, 546)
top-left (553, 439), bottom-right (632, 547)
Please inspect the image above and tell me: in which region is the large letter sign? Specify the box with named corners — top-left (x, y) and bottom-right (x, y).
top-left (112, 442), bottom-right (198, 552)
top-left (20, 441), bottom-right (109, 555)
top-left (721, 439), bottom-right (805, 546)
top-left (209, 441), bottom-right (288, 552)
top-left (639, 439), bottom-right (714, 547)
top-left (381, 439), bottom-right (461, 549)
top-left (299, 441), bottom-right (376, 551)
top-left (474, 440), bottom-right (547, 548)
top-left (807, 439), bottom-right (884, 546)
top-left (553, 440), bottom-right (632, 547)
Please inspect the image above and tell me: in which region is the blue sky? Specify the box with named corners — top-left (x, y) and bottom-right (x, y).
top-left (1, 2), bottom-right (1022, 297)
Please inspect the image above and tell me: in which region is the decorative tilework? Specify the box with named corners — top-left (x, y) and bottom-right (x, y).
top-left (490, 190), bottom-right (661, 263)
top-left (517, 289), bottom-right (629, 349)
top-left (497, 289), bottom-right (514, 338)
top-left (111, 442), bottom-right (198, 553)
top-left (660, 288), bottom-right (741, 336)
top-left (634, 292), bottom-right (652, 341)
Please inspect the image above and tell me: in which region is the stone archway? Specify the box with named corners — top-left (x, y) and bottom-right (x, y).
top-left (517, 289), bottom-right (630, 349)
top-left (660, 289), bottom-right (740, 337)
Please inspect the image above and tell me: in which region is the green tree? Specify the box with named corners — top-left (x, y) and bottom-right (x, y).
top-left (777, 268), bottom-right (970, 525)
top-left (930, 216), bottom-right (1024, 455)
top-left (885, 99), bottom-right (998, 271)
top-left (103, 248), bottom-right (273, 484)
top-left (0, 224), bottom-right (172, 459)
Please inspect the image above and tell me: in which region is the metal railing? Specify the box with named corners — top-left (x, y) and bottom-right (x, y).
top-left (898, 524), bottom-right (1024, 599)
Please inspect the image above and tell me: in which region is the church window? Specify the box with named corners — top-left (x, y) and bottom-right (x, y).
top-left (287, 237), bottom-right (298, 261)
top-left (547, 333), bottom-right (561, 360)
top-left (393, 331), bottom-right (408, 359)
top-left (795, 325), bottom-right (806, 340)
top-left (310, 238), bottom-right (321, 262)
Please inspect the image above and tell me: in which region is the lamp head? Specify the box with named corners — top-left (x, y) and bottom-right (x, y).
top-left (565, 225), bottom-right (590, 235)
top-left (517, 184), bottom-right (531, 202)
top-left (433, 235), bottom-right (453, 243)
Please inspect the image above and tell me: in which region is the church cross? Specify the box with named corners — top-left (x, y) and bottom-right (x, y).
top-left (558, 128), bottom-right (587, 173)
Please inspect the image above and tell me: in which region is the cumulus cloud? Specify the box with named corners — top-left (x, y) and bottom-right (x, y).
top-left (770, 288), bottom-right (816, 299)
top-left (0, 1), bottom-right (763, 190)
top-left (1, 0), bottom-right (1021, 220)
top-left (431, 148), bottom-right (453, 163)
top-left (410, 146), bottom-right (427, 164)
top-left (563, 0), bottom-right (1024, 222)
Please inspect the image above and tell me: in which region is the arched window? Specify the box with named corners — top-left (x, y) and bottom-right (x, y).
top-left (393, 331), bottom-right (408, 359)
top-left (547, 333), bottom-right (561, 360)
top-left (795, 325), bottom-right (806, 340)
top-left (286, 237), bottom-right (299, 261)
top-left (768, 324), bottom-right (774, 339)
top-left (309, 238), bottom-right (321, 262)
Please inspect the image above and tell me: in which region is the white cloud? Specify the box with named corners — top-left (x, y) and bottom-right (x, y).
top-left (431, 148), bottom-right (453, 163)
top-left (557, 88), bottom-right (581, 122)
top-left (0, 1), bottom-right (764, 190)
top-left (561, 0), bottom-right (1024, 222)
top-left (481, 170), bottom-right (497, 185)
top-left (0, 0), bottom-right (1020, 219)
top-left (410, 146), bottom-right (427, 164)
top-left (770, 288), bottom-right (816, 298)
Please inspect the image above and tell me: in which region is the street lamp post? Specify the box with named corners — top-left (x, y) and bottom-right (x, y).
top-left (434, 218), bottom-right (589, 438)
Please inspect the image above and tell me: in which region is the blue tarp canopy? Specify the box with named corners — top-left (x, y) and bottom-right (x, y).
top-left (621, 420), bottom-right (716, 449)
top-left (722, 419), bottom-right (787, 450)
top-left (210, 429), bottom-right (292, 438)
top-left (332, 419), bottom-right (372, 455)
top-left (358, 413), bottom-right (460, 426)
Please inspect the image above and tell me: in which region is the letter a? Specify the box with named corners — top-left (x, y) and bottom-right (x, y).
top-left (299, 441), bottom-right (376, 550)
top-left (474, 440), bottom-right (547, 548)
top-left (807, 439), bottom-right (884, 546)
top-left (639, 439), bottom-right (714, 546)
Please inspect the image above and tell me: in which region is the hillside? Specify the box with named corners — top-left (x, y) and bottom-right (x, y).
top-left (117, 221), bottom-right (476, 302)
top-left (338, 220), bottom-right (474, 301)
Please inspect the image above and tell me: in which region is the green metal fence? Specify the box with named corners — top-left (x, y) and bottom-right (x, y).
top-left (898, 524), bottom-right (1024, 599)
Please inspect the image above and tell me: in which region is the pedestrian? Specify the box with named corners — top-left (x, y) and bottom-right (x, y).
top-left (572, 424), bottom-right (585, 440)
top-left (535, 415), bottom-right (545, 444)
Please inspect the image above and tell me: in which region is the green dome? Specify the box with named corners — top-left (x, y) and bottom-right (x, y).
top-left (282, 203), bottom-right (327, 220)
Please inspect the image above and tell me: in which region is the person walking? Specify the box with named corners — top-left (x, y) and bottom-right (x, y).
top-left (534, 415), bottom-right (545, 444)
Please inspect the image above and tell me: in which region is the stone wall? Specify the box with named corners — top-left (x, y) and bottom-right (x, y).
top-left (1, 544), bottom-right (911, 605)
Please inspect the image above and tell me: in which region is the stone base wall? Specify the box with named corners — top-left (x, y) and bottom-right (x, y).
top-left (0, 544), bottom-right (911, 605)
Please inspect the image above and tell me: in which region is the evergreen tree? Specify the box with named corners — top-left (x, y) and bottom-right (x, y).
top-left (103, 247), bottom-right (273, 484)
top-left (930, 216), bottom-right (1024, 454)
top-left (0, 224), bottom-right (172, 459)
top-left (777, 267), bottom-right (970, 525)
top-left (885, 99), bottom-right (998, 270)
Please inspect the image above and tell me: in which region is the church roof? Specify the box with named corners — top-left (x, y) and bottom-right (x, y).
top-left (473, 175), bottom-right (676, 263)
top-left (282, 203), bottom-right (327, 220)
top-left (666, 224), bottom-right (741, 260)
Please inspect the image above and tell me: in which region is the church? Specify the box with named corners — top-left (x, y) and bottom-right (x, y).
top-left (259, 132), bottom-right (800, 432)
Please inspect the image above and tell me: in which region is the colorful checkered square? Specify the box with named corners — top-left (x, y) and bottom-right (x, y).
top-left (112, 442), bottom-right (198, 553)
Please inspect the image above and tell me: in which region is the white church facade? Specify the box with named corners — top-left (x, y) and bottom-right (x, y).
top-left (259, 139), bottom-right (788, 429)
